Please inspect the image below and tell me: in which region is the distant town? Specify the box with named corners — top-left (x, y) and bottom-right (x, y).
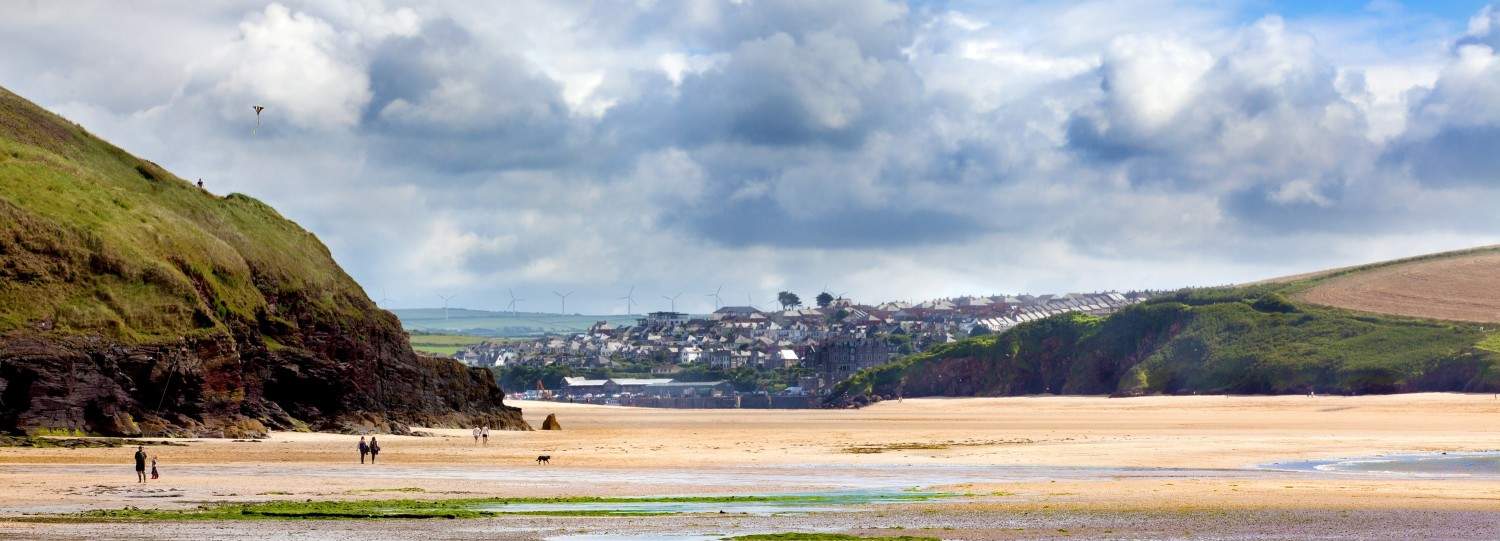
top-left (439, 291), bottom-right (1155, 407)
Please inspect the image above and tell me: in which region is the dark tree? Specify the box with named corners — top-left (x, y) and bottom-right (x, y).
top-left (816, 292), bottom-right (834, 308)
top-left (777, 291), bottom-right (802, 310)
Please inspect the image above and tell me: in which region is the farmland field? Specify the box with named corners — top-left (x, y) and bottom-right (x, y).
top-left (394, 308), bottom-right (643, 338)
top-left (407, 333), bottom-right (493, 356)
top-left (1295, 247), bottom-right (1500, 323)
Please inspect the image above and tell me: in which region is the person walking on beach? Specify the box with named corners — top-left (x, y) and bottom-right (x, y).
top-left (358, 436), bottom-right (370, 464)
top-left (133, 446), bottom-right (148, 483)
top-left (472, 426), bottom-right (480, 444)
top-left (481, 426), bottom-right (489, 445)
top-left (150, 456), bottom-right (159, 480)
top-left (368, 437), bottom-right (380, 464)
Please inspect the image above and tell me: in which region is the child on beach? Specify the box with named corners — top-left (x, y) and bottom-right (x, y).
top-left (481, 426), bottom-right (489, 445)
top-left (473, 426), bottom-right (480, 444)
top-left (150, 457), bottom-right (159, 480)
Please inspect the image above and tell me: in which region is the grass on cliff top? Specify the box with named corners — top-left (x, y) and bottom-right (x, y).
top-left (0, 85), bottom-right (379, 343)
top-left (1477, 333), bottom-right (1500, 354)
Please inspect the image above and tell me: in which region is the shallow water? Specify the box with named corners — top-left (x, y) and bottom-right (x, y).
top-left (475, 491), bottom-right (936, 516)
top-left (0, 462), bottom-right (1261, 492)
top-left (546, 533), bottom-right (720, 536)
top-left (1264, 451), bottom-right (1500, 478)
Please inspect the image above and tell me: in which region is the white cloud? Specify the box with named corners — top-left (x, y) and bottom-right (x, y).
top-left (209, 3), bottom-right (377, 129)
top-left (3, 0), bottom-right (1499, 313)
top-left (1100, 34), bottom-right (1214, 133)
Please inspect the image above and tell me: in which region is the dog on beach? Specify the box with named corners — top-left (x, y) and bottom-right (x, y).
top-left (535, 455), bottom-right (551, 465)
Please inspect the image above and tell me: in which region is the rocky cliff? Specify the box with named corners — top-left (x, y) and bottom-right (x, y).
top-left (828, 285), bottom-right (1500, 406)
top-left (0, 86), bottom-right (527, 436)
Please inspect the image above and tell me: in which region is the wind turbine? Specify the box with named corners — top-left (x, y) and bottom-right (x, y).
top-left (705, 284), bottom-right (724, 310)
top-left (553, 290), bottom-right (574, 314)
top-left (506, 289), bottom-right (523, 316)
top-left (437, 293), bottom-right (453, 320)
top-left (378, 287), bottom-right (391, 307)
top-left (662, 292), bottom-right (683, 313)
top-left (618, 286), bottom-right (637, 315)
top-left (747, 293), bottom-right (758, 311)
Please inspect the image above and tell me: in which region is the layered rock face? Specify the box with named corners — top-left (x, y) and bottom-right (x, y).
top-left (0, 320), bottom-right (528, 437)
top-left (0, 86), bottom-right (527, 437)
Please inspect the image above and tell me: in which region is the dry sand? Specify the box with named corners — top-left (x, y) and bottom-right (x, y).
top-left (2, 394), bottom-right (1499, 539)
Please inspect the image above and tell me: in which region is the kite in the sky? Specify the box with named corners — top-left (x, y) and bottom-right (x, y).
top-left (252, 105), bottom-right (265, 134)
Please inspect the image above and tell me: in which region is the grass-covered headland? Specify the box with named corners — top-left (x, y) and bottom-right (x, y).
top-left (0, 85), bottom-right (524, 436)
top-left (830, 271), bottom-right (1500, 403)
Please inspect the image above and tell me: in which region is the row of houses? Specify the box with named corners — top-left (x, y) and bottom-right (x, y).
top-left (557, 377), bottom-right (734, 398)
top-left (459, 291), bottom-right (1152, 395)
top-left (973, 292), bottom-right (1138, 332)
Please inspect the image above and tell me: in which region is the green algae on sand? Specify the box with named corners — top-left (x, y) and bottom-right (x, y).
top-left (61, 493), bottom-right (949, 522)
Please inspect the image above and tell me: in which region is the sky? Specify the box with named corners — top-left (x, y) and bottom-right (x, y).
top-left (2, 0), bottom-right (1499, 314)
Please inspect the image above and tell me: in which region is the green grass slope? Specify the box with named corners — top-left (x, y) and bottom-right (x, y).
top-left (830, 268), bottom-right (1500, 403)
top-left (0, 85), bottom-right (526, 435)
top-left (0, 87), bottom-right (366, 341)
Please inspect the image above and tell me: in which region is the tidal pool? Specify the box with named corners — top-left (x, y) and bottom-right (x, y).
top-left (475, 491), bottom-right (940, 516)
top-left (1264, 451), bottom-right (1500, 477)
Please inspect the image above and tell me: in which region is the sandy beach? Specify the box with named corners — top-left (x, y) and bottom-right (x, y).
top-left (2, 394), bottom-right (1499, 539)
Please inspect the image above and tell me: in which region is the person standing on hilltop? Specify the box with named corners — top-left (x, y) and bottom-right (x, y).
top-left (368, 437), bottom-right (380, 464)
top-left (358, 436), bottom-right (370, 464)
top-left (133, 446), bottom-right (148, 483)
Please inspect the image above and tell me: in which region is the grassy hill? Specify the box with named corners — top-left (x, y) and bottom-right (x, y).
top-left (0, 86), bottom-right (526, 436)
top-left (394, 308), bottom-right (641, 337)
top-left (829, 250), bottom-right (1500, 404)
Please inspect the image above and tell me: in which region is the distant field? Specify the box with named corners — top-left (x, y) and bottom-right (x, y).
top-left (1295, 247), bottom-right (1500, 323)
top-left (394, 308), bottom-right (642, 338)
top-left (407, 333), bottom-right (492, 356)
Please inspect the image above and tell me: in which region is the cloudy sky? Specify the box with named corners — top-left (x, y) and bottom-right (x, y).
top-left (4, 0), bottom-right (1499, 314)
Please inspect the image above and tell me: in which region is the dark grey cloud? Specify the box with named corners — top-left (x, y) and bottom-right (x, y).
top-left (678, 199), bottom-right (981, 249)
top-left (1384, 125), bottom-right (1500, 187)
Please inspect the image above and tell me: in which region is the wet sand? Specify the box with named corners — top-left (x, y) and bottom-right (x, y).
top-left (2, 394), bottom-right (1499, 539)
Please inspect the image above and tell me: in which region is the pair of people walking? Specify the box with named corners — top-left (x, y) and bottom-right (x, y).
top-left (472, 426), bottom-right (490, 445)
top-left (132, 446), bottom-right (159, 482)
top-left (358, 436), bottom-right (381, 464)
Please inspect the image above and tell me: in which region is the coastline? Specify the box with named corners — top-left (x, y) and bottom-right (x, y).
top-left (2, 394), bottom-right (1498, 539)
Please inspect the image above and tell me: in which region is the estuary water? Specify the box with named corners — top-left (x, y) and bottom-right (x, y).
top-left (1263, 451), bottom-right (1500, 478)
